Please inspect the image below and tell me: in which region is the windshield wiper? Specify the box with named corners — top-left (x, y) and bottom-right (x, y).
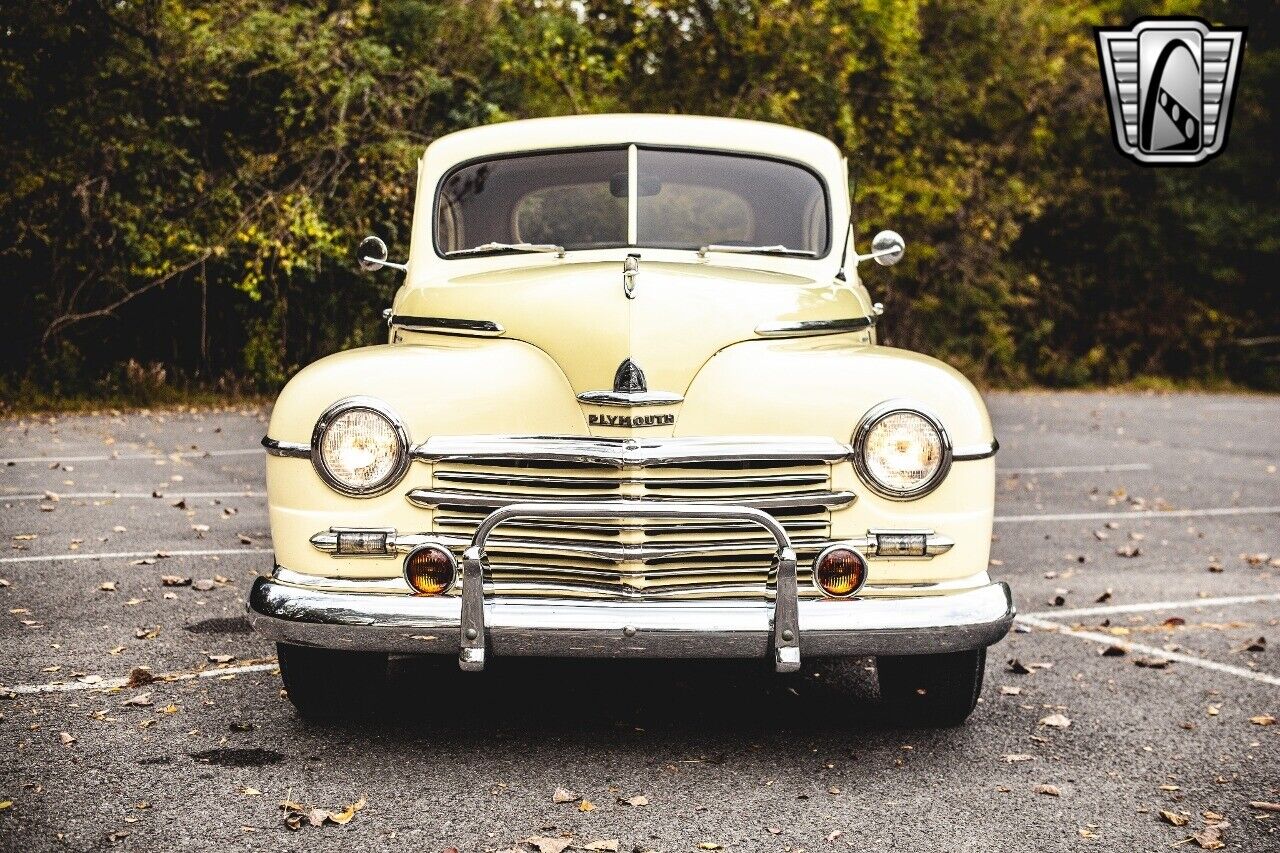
top-left (696, 244), bottom-right (817, 258)
top-left (445, 241), bottom-right (565, 258)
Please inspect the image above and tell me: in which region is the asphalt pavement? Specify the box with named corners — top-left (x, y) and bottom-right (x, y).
top-left (1, 392), bottom-right (1277, 852)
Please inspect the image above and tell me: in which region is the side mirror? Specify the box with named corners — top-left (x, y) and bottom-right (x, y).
top-left (853, 229), bottom-right (906, 266)
top-left (357, 235), bottom-right (407, 272)
top-left (870, 230), bottom-right (905, 266)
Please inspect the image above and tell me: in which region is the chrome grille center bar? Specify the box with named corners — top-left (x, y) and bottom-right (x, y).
top-left (412, 435), bottom-right (851, 468)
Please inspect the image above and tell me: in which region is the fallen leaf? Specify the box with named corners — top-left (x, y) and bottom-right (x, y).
top-left (1039, 713), bottom-right (1072, 729)
top-left (161, 575), bottom-right (191, 587)
top-left (1035, 784), bottom-right (1060, 797)
top-left (1000, 685), bottom-right (1022, 695)
top-left (552, 787), bottom-right (579, 803)
top-left (622, 795), bottom-right (649, 806)
top-left (1160, 810), bottom-right (1189, 827)
top-left (697, 845), bottom-right (723, 851)
top-left (1135, 656), bottom-right (1171, 669)
top-left (1003, 754), bottom-right (1035, 763)
top-left (99, 581), bottom-right (117, 592)
top-left (578, 799), bottom-right (596, 812)
top-left (1100, 644), bottom-right (1127, 657)
top-left (1249, 801), bottom-right (1280, 812)
top-left (135, 626), bottom-right (160, 640)
top-left (1007, 658), bottom-right (1032, 675)
top-left (207, 654), bottom-right (235, 664)
top-left (192, 579), bottom-right (215, 591)
top-left (1238, 637), bottom-right (1266, 653)
top-left (1248, 715), bottom-right (1275, 726)
top-left (59, 732), bottom-right (76, 746)
top-left (238, 534), bottom-right (253, 545)
top-left (126, 667), bottom-right (154, 688)
top-left (122, 692), bottom-right (153, 707)
top-left (1095, 588), bottom-right (1113, 603)
top-left (1207, 705), bottom-right (1220, 716)
top-left (1163, 616), bottom-right (1186, 627)
top-left (1191, 825), bottom-right (1226, 850)
top-left (1116, 545), bottom-right (1141, 558)
top-left (581, 842), bottom-right (619, 852)
top-left (191, 524), bottom-right (209, 536)
top-left (522, 837), bottom-right (573, 853)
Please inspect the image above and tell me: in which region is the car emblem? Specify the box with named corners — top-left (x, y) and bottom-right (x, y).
top-left (613, 358), bottom-right (647, 394)
top-left (1095, 18), bottom-right (1246, 166)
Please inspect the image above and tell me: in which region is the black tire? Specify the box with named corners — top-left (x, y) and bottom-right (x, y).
top-left (875, 648), bottom-right (986, 727)
top-left (277, 643), bottom-right (388, 719)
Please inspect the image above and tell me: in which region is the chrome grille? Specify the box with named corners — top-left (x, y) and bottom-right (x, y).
top-left (406, 436), bottom-right (853, 600)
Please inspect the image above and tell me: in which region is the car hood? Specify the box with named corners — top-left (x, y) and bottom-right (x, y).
top-left (392, 258), bottom-right (866, 403)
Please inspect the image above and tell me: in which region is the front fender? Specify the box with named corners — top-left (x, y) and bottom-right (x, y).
top-left (265, 339), bottom-right (584, 577)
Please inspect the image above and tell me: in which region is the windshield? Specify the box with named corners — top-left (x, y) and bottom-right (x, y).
top-left (434, 147), bottom-right (830, 258)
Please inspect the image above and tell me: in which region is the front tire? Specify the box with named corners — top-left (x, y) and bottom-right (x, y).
top-left (277, 643), bottom-right (388, 719)
top-left (875, 648), bottom-right (986, 727)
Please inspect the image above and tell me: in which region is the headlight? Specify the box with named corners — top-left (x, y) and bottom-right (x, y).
top-left (852, 401), bottom-right (952, 500)
top-left (311, 397), bottom-right (410, 497)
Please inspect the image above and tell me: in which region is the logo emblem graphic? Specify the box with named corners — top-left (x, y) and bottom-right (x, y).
top-left (613, 358), bottom-right (648, 394)
top-left (1095, 18), bottom-right (1245, 165)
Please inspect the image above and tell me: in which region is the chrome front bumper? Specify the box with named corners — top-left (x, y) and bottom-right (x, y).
top-left (247, 501), bottom-right (1015, 671)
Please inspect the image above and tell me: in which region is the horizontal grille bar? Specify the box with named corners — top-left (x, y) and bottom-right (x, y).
top-left (413, 435), bottom-right (850, 468)
top-left (409, 489), bottom-right (854, 512)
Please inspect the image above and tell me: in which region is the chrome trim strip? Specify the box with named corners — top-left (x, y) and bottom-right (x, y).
top-left (754, 315), bottom-right (876, 338)
top-left (865, 530), bottom-right (955, 559)
top-left (247, 571), bottom-right (1015, 658)
top-left (310, 397), bottom-right (412, 498)
top-left (953, 438), bottom-right (999, 461)
top-left (413, 435), bottom-right (852, 467)
top-left (392, 315), bottom-right (505, 337)
top-left (851, 400), bottom-right (953, 501)
top-left (261, 436), bottom-right (310, 459)
top-left (576, 390), bottom-right (684, 407)
top-left (407, 489), bottom-right (856, 512)
top-left (433, 470), bottom-right (830, 489)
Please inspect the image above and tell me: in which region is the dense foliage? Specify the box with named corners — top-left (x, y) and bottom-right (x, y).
top-left (1, 0), bottom-right (1277, 405)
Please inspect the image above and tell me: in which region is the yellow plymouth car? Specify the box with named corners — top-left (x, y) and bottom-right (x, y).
top-left (251, 114), bottom-right (1012, 725)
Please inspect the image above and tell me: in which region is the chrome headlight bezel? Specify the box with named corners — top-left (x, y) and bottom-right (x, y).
top-left (310, 397), bottom-right (411, 498)
top-left (851, 400), bottom-right (953, 500)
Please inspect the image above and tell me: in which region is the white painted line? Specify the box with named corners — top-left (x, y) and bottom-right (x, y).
top-left (4, 490), bottom-right (264, 502)
top-left (1017, 613), bottom-right (1280, 687)
top-left (1000, 463), bottom-right (1152, 475)
top-left (0, 448), bottom-right (262, 464)
top-left (1026, 592), bottom-right (1280, 620)
top-left (2, 662), bottom-right (278, 696)
top-left (995, 505), bottom-right (1280, 524)
top-left (0, 547), bottom-right (272, 565)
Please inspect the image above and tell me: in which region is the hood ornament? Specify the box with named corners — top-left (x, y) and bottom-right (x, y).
top-left (622, 254), bottom-right (639, 299)
top-left (577, 357), bottom-right (683, 412)
top-left (613, 358), bottom-right (647, 393)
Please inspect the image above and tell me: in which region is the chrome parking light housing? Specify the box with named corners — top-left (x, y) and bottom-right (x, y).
top-left (310, 397), bottom-right (411, 497)
top-left (852, 400), bottom-right (953, 500)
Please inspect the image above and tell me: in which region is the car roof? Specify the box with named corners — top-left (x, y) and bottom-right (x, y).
top-left (421, 114), bottom-right (844, 175)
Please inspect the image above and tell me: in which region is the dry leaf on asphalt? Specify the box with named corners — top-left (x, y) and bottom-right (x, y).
top-left (1035, 784), bottom-right (1060, 797)
top-left (99, 581), bottom-right (117, 592)
top-left (1100, 644), bottom-right (1127, 657)
top-left (1248, 715), bottom-right (1275, 726)
top-left (122, 692), bottom-right (153, 707)
top-left (577, 799), bottom-right (596, 812)
top-left (552, 787), bottom-right (579, 803)
top-left (581, 842), bottom-right (619, 852)
top-left (1159, 810), bottom-right (1189, 827)
top-left (59, 732), bottom-right (76, 746)
top-left (161, 575), bottom-right (191, 587)
top-left (521, 837), bottom-right (573, 853)
top-left (1249, 801), bottom-right (1280, 812)
top-left (126, 667), bottom-right (153, 688)
top-left (192, 579), bottom-right (215, 591)
top-left (1006, 658), bottom-right (1032, 675)
top-left (1000, 685), bottom-right (1022, 695)
top-left (207, 654), bottom-right (235, 664)
top-left (1191, 824), bottom-right (1226, 850)
top-left (697, 845), bottom-right (723, 851)
top-left (1134, 656), bottom-right (1171, 669)
top-left (1003, 754), bottom-right (1035, 763)
top-left (1039, 713), bottom-right (1072, 728)
top-left (1116, 545), bottom-right (1141, 558)
top-left (1095, 588), bottom-right (1113, 603)
top-left (621, 795), bottom-right (649, 806)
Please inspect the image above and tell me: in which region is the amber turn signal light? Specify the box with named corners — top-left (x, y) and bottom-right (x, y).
top-left (404, 545), bottom-right (456, 595)
top-left (814, 546), bottom-right (867, 598)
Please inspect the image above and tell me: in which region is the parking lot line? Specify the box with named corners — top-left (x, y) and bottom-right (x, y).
top-left (1000, 463), bottom-right (1152, 475)
top-left (995, 505), bottom-right (1280, 523)
top-left (1025, 592), bottom-right (1280, 620)
top-left (5, 490), bottom-right (265, 501)
top-left (1017, 613), bottom-right (1280, 687)
top-left (0, 448), bottom-right (263, 464)
top-left (1, 661), bottom-right (279, 696)
top-left (0, 547), bottom-right (273, 564)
